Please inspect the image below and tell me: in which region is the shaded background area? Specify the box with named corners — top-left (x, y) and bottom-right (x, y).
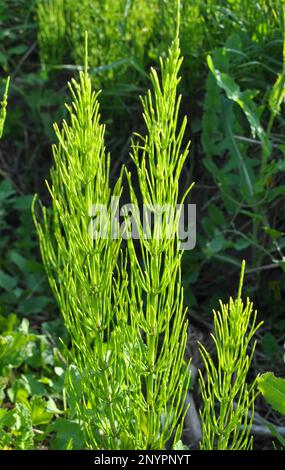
top-left (0, 0), bottom-right (285, 449)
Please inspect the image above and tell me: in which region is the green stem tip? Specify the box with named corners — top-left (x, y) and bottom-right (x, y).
top-left (238, 260), bottom-right (246, 300)
top-left (84, 31), bottom-right (88, 75)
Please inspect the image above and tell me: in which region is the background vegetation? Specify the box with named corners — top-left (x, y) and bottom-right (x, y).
top-left (0, 0), bottom-right (285, 449)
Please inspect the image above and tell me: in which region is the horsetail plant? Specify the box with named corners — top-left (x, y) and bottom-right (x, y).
top-left (33, 34), bottom-right (135, 450)
top-left (33, 13), bottom-right (194, 447)
top-left (199, 261), bottom-right (263, 450)
top-left (0, 77), bottom-right (10, 139)
top-left (125, 30), bottom-right (193, 448)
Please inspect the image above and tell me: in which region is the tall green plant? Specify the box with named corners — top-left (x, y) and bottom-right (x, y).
top-left (199, 261), bottom-right (262, 450)
top-left (32, 34), bottom-right (134, 449)
top-left (125, 30), bottom-right (193, 447)
top-left (33, 23), bottom-right (192, 448)
top-left (0, 77), bottom-right (9, 139)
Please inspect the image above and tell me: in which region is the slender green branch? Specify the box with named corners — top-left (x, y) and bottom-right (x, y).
top-left (199, 261), bottom-right (263, 450)
top-left (126, 36), bottom-right (192, 449)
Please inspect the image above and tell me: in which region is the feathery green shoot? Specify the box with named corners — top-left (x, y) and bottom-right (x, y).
top-left (199, 261), bottom-right (263, 450)
top-left (0, 77), bottom-right (10, 139)
top-left (34, 25), bottom-right (193, 449)
top-left (126, 35), bottom-right (193, 449)
top-left (33, 33), bottom-right (133, 449)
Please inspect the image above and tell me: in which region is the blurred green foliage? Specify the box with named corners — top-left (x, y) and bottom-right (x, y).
top-left (0, 313), bottom-right (85, 449)
top-left (0, 179), bottom-right (55, 317)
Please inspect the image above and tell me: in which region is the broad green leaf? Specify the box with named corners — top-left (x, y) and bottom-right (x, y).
top-left (50, 419), bottom-right (85, 450)
top-left (19, 296), bottom-right (51, 315)
top-left (8, 45), bottom-right (28, 56)
top-left (9, 251), bottom-right (29, 272)
top-left (207, 55), bottom-right (272, 161)
top-left (30, 396), bottom-right (53, 426)
top-left (234, 238), bottom-right (250, 251)
top-left (204, 231), bottom-right (225, 255)
top-left (258, 373), bottom-right (285, 415)
top-left (261, 333), bottom-right (282, 360)
top-left (268, 185), bottom-right (285, 203)
top-left (269, 73), bottom-right (285, 116)
top-left (207, 55), bottom-right (240, 100)
top-left (0, 313), bottom-right (18, 333)
top-left (222, 100), bottom-right (254, 196)
top-left (38, 377), bottom-right (53, 387)
top-left (46, 397), bottom-right (63, 414)
top-left (0, 269), bottom-right (18, 291)
top-left (13, 195), bottom-right (33, 210)
top-left (264, 225), bottom-right (283, 240)
top-left (0, 179), bottom-right (14, 201)
top-left (208, 204), bottom-right (225, 226)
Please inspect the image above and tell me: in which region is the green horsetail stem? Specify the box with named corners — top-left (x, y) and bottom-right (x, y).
top-left (33, 33), bottom-right (133, 449)
top-left (33, 24), bottom-right (193, 449)
top-left (199, 260), bottom-right (263, 450)
top-left (0, 77), bottom-right (10, 139)
top-left (126, 33), bottom-right (193, 448)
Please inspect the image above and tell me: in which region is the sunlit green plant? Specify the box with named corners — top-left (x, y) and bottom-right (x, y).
top-left (199, 261), bottom-right (263, 450)
top-left (33, 34), bottom-right (133, 449)
top-left (258, 372), bottom-right (285, 448)
top-left (33, 20), bottom-right (192, 449)
top-left (0, 77), bottom-right (9, 139)
top-left (258, 372), bottom-right (285, 416)
top-left (125, 28), bottom-right (193, 448)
